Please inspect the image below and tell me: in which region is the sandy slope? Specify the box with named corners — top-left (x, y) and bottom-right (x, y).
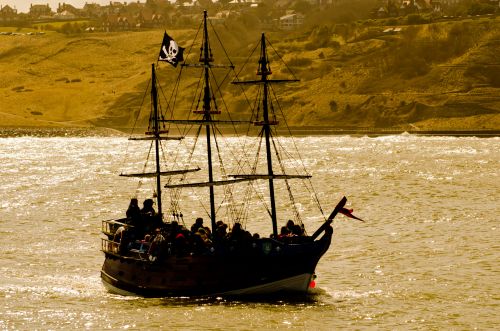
top-left (1, 18), bottom-right (499, 130)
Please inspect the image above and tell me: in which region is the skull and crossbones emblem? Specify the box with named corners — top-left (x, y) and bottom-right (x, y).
top-left (161, 40), bottom-right (179, 64)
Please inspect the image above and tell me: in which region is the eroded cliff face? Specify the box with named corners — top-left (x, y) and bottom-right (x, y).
top-left (1, 18), bottom-right (499, 130)
top-left (265, 19), bottom-right (500, 130)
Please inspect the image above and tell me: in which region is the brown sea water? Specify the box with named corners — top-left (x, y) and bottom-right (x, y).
top-left (0, 133), bottom-right (498, 330)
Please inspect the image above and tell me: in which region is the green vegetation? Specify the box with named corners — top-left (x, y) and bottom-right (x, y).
top-left (0, 15), bottom-right (499, 130)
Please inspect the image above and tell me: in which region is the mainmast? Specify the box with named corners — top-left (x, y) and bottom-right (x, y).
top-left (161, 11), bottom-right (251, 233)
top-left (151, 63), bottom-right (163, 218)
top-left (201, 10), bottom-right (217, 231)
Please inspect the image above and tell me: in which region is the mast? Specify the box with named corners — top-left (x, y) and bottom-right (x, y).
top-left (231, 33), bottom-right (300, 237)
top-left (160, 12), bottom-right (251, 231)
top-left (151, 63), bottom-right (163, 218)
top-left (201, 10), bottom-right (217, 231)
top-left (258, 33), bottom-right (278, 237)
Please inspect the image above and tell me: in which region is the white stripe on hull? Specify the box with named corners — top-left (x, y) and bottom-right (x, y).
top-left (220, 273), bottom-right (313, 295)
top-left (101, 271), bottom-right (313, 297)
top-left (101, 278), bottom-right (139, 296)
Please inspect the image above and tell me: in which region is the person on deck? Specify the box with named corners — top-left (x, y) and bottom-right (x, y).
top-left (278, 226), bottom-right (290, 240)
top-left (192, 227), bottom-right (212, 254)
top-left (140, 199), bottom-right (162, 238)
top-left (126, 198), bottom-right (141, 226)
top-left (114, 198), bottom-right (141, 246)
top-left (291, 224), bottom-right (304, 236)
top-left (141, 199), bottom-right (156, 216)
top-left (190, 217), bottom-right (204, 234)
top-left (214, 222), bottom-right (228, 242)
top-left (166, 220), bottom-right (180, 242)
top-left (148, 228), bottom-right (166, 262)
top-left (174, 231), bottom-right (188, 256)
top-left (229, 222), bottom-right (252, 242)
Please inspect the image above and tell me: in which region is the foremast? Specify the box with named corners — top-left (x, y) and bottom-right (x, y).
top-left (232, 33), bottom-right (300, 237)
top-left (259, 34), bottom-right (278, 237)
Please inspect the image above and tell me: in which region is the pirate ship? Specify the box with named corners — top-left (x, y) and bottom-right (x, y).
top-left (100, 11), bottom-right (351, 297)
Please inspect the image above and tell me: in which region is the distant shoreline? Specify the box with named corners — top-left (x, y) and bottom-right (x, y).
top-left (1, 127), bottom-right (499, 138)
top-left (284, 127), bottom-right (500, 137)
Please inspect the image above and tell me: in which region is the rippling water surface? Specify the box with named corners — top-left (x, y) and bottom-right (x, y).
top-left (0, 133), bottom-right (498, 330)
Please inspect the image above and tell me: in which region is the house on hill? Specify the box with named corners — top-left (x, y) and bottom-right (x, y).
top-left (376, 5), bottom-right (389, 17)
top-left (102, 13), bottom-right (133, 31)
top-left (106, 1), bottom-right (126, 15)
top-left (374, 0), bottom-right (439, 18)
top-left (372, 0), bottom-right (400, 18)
top-left (29, 3), bottom-right (53, 19)
top-left (430, 1), bottom-right (443, 13)
top-left (400, 0), bottom-right (419, 14)
top-left (82, 3), bottom-right (103, 18)
top-left (101, 8), bottom-right (166, 31)
top-left (57, 3), bottom-right (80, 15)
top-left (54, 10), bottom-right (77, 20)
top-left (0, 5), bottom-right (18, 22)
top-left (279, 11), bottom-right (305, 30)
top-left (400, 0), bottom-right (432, 14)
top-left (150, 13), bottom-right (165, 27)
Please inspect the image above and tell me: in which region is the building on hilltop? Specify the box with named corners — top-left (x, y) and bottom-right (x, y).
top-left (100, 7), bottom-right (167, 32)
top-left (279, 11), bottom-right (305, 30)
top-left (54, 10), bottom-right (77, 20)
top-left (0, 5), bottom-right (18, 22)
top-left (82, 3), bottom-right (104, 18)
top-left (373, 0), bottom-right (441, 18)
top-left (57, 3), bottom-right (79, 14)
top-left (29, 3), bottom-right (53, 19)
top-left (101, 13), bottom-right (131, 31)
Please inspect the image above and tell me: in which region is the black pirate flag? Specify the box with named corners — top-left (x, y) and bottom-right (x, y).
top-left (158, 32), bottom-right (184, 67)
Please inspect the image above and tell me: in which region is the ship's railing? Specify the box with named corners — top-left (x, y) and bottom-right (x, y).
top-left (101, 218), bottom-right (129, 236)
top-left (101, 237), bottom-right (151, 260)
top-left (101, 238), bottom-right (120, 254)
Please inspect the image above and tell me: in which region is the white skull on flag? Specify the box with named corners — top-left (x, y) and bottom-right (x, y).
top-left (162, 40), bottom-right (179, 63)
top-left (158, 32), bottom-right (184, 67)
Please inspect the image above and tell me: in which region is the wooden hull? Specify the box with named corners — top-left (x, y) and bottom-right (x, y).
top-left (100, 232), bottom-right (332, 297)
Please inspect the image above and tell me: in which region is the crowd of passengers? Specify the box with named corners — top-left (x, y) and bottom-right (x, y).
top-left (111, 198), bottom-right (309, 259)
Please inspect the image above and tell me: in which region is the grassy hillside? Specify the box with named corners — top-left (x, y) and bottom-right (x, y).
top-left (1, 16), bottom-right (499, 130)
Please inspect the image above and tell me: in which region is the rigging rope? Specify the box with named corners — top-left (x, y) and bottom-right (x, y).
top-left (266, 38), bottom-right (300, 82)
top-left (271, 136), bottom-right (302, 225)
top-left (118, 78), bottom-right (151, 179)
top-left (268, 83), bottom-right (326, 221)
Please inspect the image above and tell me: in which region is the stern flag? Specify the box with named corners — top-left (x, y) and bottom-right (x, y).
top-left (339, 207), bottom-right (365, 222)
top-left (158, 32), bottom-right (184, 67)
